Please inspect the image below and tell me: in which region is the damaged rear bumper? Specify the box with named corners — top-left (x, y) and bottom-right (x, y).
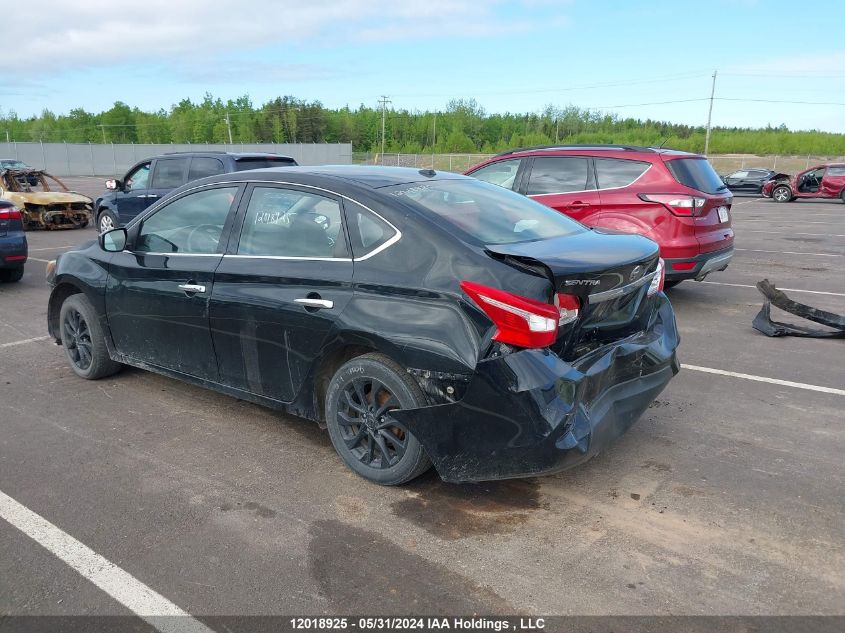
top-left (393, 295), bottom-right (680, 483)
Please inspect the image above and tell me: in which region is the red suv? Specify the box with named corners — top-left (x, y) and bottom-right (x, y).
top-left (465, 145), bottom-right (734, 286)
top-left (762, 164), bottom-right (845, 203)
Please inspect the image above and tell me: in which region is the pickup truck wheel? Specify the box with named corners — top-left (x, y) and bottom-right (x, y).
top-left (772, 185), bottom-right (792, 203)
top-left (98, 210), bottom-right (117, 234)
top-left (0, 267), bottom-right (24, 283)
top-left (326, 353), bottom-right (432, 485)
top-left (59, 294), bottom-right (122, 380)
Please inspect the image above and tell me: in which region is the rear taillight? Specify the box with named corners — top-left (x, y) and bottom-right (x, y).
top-left (647, 259), bottom-right (665, 296)
top-left (461, 281), bottom-right (565, 349)
top-left (639, 193), bottom-right (705, 216)
top-left (0, 205), bottom-right (22, 220)
top-left (555, 293), bottom-right (580, 326)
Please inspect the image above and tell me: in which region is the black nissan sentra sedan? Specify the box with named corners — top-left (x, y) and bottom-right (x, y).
top-left (46, 166), bottom-right (680, 485)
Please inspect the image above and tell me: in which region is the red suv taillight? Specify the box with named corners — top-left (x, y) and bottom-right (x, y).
top-left (0, 205), bottom-right (22, 220)
top-left (461, 281), bottom-right (579, 349)
top-left (638, 193), bottom-right (706, 217)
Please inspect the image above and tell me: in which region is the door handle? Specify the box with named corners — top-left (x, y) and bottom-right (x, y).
top-left (139, 194), bottom-right (159, 199)
top-left (294, 298), bottom-right (333, 309)
top-left (178, 283), bottom-right (206, 293)
top-left (568, 201), bottom-right (591, 208)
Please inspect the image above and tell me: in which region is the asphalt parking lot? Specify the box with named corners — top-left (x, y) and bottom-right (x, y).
top-left (1, 179), bottom-right (843, 621)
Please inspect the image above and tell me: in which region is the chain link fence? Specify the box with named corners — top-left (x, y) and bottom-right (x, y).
top-left (355, 152), bottom-right (845, 175)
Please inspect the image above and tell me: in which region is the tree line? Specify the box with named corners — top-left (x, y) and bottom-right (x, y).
top-left (2, 94), bottom-right (843, 155)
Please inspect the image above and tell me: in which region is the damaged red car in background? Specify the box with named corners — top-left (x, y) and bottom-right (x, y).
top-left (46, 166), bottom-right (679, 485)
top-left (763, 163), bottom-right (845, 203)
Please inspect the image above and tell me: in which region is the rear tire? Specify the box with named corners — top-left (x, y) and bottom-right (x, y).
top-left (0, 267), bottom-right (24, 283)
top-left (59, 294), bottom-right (122, 380)
top-left (772, 185), bottom-right (792, 203)
top-left (325, 353), bottom-right (432, 486)
top-left (840, 190), bottom-right (845, 204)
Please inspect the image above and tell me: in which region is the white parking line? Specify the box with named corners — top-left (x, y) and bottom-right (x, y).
top-left (26, 257), bottom-right (52, 263)
top-left (27, 246), bottom-right (76, 252)
top-left (682, 364), bottom-right (845, 396)
top-left (735, 248), bottom-right (843, 257)
top-left (0, 489), bottom-right (214, 633)
top-left (699, 281), bottom-right (845, 297)
top-left (741, 230), bottom-right (845, 238)
top-left (0, 336), bottom-right (50, 349)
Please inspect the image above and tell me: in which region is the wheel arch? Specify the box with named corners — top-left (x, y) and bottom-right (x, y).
top-left (47, 281), bottom-right (84, 342)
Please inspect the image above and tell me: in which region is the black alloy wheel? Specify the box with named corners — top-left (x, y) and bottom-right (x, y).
top-left (337, 377), bottom-right (408, 469)
top-left (62, 306), bottom-right (93, 372)
top-left (326, 353), bottom-right (431, 485)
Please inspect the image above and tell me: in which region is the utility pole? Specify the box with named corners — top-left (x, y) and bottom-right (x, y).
top-left (704, 70), bottom-right (717, 156)
top-left (432, 111), bottom-right (437, 148)
top-left (224, 112), bottom-right (233, 145)
top-left (378, 95), bottom-right (391, 164)
top-left (98, 124), bottom-right (107, 144)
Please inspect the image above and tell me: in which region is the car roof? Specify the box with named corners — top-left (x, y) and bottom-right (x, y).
top-left (208, 165), bottom-right (467, 189)
top-left (156, 151), bottom-right (295, 159)
top-left (492, 144), bottom-right (702, 159)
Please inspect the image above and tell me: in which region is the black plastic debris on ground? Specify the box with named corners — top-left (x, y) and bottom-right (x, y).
top-left (753, 279), bottom-right (845, 338)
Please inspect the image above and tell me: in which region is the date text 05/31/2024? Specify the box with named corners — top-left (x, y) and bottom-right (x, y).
top-left (289, 617), bottom-right (546, 631)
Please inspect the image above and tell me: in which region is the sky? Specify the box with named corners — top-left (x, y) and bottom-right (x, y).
top-left (3, 0), bottom-right (844, 132)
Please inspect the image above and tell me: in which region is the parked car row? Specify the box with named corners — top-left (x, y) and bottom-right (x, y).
top-left (720, 163), bottom-right (845, 203)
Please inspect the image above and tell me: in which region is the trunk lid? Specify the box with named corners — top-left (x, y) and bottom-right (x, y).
top-left (486, 229), bottom-right (661, 360)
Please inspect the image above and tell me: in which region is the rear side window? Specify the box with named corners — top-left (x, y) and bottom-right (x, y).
top-left (827, 166), bottom-right (845, 176)
top-left (665, 158), bottom-right (726, 194)
top-left (189, 157), bottom-right (225, 180)
top-left (234, 157), bottom-right (297, 171)
top-left (469, 159), bottom-right (522, 190)
top-left (526, 157), bottom-right (591, 195)
top-left (151, 158), bottom-right (189, 189)
top-left (595, 158), bottom-right (649, 189)
top-left (343, 200), bottom-right (397, 258)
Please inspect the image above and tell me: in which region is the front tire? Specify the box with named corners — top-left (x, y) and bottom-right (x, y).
top-left (59, 294), bottom-right (122, 380)
top-left (772, 185), bottom-right (792, 203)
top-left (325, 353), bottom-right (432, 485)
top-left (97, 209), bottom-right (118, 234)
top-left (0, 267), bottom-right (24, 283)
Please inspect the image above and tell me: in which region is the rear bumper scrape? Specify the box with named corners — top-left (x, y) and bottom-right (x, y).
top-left (392, 294), bottom-right (680, 483)
top-left (752, 279), bottom-right (845, 338)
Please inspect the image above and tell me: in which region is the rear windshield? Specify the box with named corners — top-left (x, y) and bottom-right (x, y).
top-left (665, 158), bottom-right (727, 194)
top-left (384, 179), bottom-right (585, 245)
top-left (234, 157), bottom-right (297, 171)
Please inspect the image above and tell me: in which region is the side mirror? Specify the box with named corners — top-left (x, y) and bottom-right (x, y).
top-left (105, 179), bottom-right (123, 191)
top-left (99, 228), bottom-right (127, 252)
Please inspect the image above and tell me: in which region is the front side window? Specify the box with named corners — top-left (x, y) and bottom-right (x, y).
top-left (595, 158), bottom-right (650, 189)
top-left (237, 187), bottom-right (347, 258)
top-left (125, 163), bottom-right (151, 190)
top-left (526, 157), bottom-right (591, 195)
top-left (827, 166), bottom-right (845, 176)
top-left (469, 159), bottom-right (522, 190)
top-left (136, 187), bottom-right (237, 254)
top-left (151, 158), bottom-right (189, 189)
top-left (387, 178), bottom-right (584, 246)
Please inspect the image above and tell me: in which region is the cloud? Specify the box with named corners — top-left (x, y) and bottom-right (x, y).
top-left (12, 0), bottom-right (548, 74)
